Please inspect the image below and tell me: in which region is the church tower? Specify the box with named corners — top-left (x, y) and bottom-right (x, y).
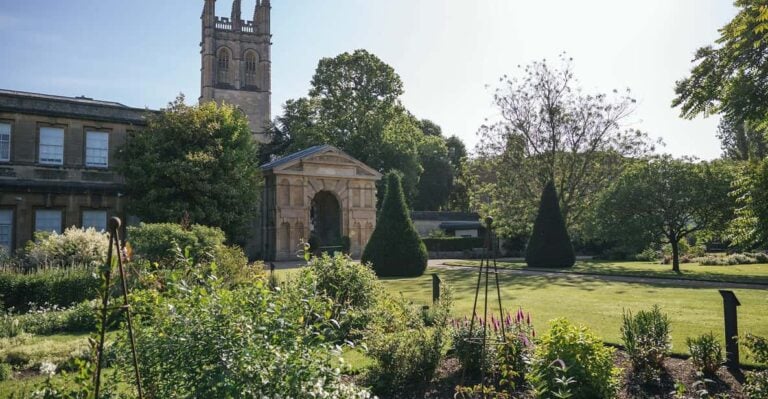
top-left (200, 0), bottom-right (272, 143)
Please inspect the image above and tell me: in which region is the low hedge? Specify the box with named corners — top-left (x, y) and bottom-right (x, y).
top-left (0, 268), bottom-right (99, 312)
top-left (422, 237), bottom-right (485, 252)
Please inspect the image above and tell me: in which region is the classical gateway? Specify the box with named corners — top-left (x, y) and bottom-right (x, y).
top-left (0, 0), bottom-right (382, 260)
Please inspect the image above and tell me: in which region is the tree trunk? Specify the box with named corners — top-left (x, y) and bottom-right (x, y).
top-left (671, 239), bottom-right (681, 273)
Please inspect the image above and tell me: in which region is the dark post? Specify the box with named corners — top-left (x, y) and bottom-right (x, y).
top-left (432, 273), bottom-right (441, 304)
top-left (719, 290), bottom-right (741, 370)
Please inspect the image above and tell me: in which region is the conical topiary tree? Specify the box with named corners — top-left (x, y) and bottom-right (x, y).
top-left (362, 172), bottom-right (428, 277)
top-left (525, 181), bottom-right (575, 268)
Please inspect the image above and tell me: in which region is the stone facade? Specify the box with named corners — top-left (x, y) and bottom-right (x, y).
top-left (0, 89), bottom-right (150, 252)
top-left (200, 0), bottom-right (271, 143)
top-left (258, 145), bottom-right (382, 261)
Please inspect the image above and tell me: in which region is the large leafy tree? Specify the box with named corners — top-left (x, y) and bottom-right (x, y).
top-left (717, 114), bottom-right (768, 161)
top-left (673, 0), bottom-right (768, 152)
top-left (271, 50), bottom-right (424, 202)
top-left (473, 55), bottom-right (654, 238)
top-left (413, 136), bottom-right (453, 210)
top-left (118, 96), bottom-right (262, 242)
top-left (594, 157), bottom-right (734, 272)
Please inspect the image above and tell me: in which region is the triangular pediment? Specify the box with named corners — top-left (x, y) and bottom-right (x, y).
top-left (261, 145), bottom-right (382, 180)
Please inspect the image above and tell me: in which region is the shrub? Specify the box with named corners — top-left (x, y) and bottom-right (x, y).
top-left (24, 228), bottom-right (109, 269)
top-left (696, 253), bottom-right (760, 265)
top-left (525, 182), bottom-right (575, 268)
top-left (0, 362), bottom-right (11, 381)
top-left (127, 223), bottom-right (226, 266)
top-left (1, 301), bottom-right (98, 337)
top-left (621, 305), bottom-right (671, 380)
top-left (0, 267), bottom-right (99, 313)
top-left (362, 172), bottom-right (428, 277)
top-left (528, 319), bottom-right (619, 399)
top-left (452, 317), bottom-right (495, 378)
top-left (4, 351), bottom-right (31, 370)
top-left (687, 332), bottom-right (723, 375)
top-left (123, 273), bottom-right (372, 398)
top-left (635, 247), bottom-right (661, 262)
top-left (423, 237), bottom-right (485, 252)
top-left (365, 290), bottom-right (452, 395)
top-left (743, 334), bottom-right (768, 399)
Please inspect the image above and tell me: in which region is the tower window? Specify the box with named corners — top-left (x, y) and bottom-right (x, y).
top-left (0, 123), bottom-right (10, 162)
top-left (245, 51), bottom-right (258, 88)
top-left (217, 48), bottom-right (231, 85)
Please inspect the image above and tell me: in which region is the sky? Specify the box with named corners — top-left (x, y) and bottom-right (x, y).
top-left (0, 1), bottom-right (737, 159)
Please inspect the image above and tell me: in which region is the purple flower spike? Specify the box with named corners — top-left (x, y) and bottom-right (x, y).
top-left (526, 313), bottom-right (531, 326)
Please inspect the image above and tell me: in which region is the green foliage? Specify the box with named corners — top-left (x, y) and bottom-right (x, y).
top-left (594, 156), bottom-right (735, 272)
top-left (526, 182), bottom-right (575, 268)
top-left (621, 305), bottom-right (672, 380)
top-left (414, 135), bottom-right (454, 210)
top-left (0, 301), bottom-right (98, 337)
top-left (686, 332), bottom-right (723, 375)
top-left (124, 272), bottom-right (372, 398)
top-left (696, 253), bottom-right (766, 265)
top-left (528, 319), bottom-right (619, 399)
top-left (673, 0), bottom-right (768, 143)
top-left (126, 223), bottom-right (225, 265)
top-left (118, 95), bottom-right (262, 242)
top-left (0, 362), bottom-right (11, 381)
top-left (730, 159), bottom-right (768, 249)
top-left (0, 268), bottom-right (99, 313)
top-left (473, 55), bottom-right (653, 238)
top-left (422, 237), bottom-right (485, 252)
top-left (273, 49), bottom-right (425, 203)
top-left (23, 228), bottom-right (109, 269)
top-left (743, 334), bottom-right (768, 399)
top-left (362, 173), bottom-right (428, 277)
top-left (365, 290), bottom-right (452, 395)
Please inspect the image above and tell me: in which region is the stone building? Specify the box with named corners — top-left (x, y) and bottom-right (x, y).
top-left (0, 90), bottom-right (149, 252)
top-left (258, 145), bottom-right (381, 261)
top-left (200, 0), bottom-right (271, 143)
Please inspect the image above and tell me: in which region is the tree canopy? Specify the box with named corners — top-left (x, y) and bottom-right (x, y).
top-left (594, 157), bottom-right (734, 272)
top-left (673, 0), bottom-right (768, 154)
top-left (473, 55), bottom-right (654, 238)
top-left (118, 96), bottom-right (262, 242)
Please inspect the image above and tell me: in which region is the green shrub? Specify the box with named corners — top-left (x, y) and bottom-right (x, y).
top-left (696, 253), bottom-right (761, 265)
top-left (1, 301), bottom-right (98, 337)
top-left (365, 293), bottom-right (451, 395)
top-left (423, 237), bottom-right (485, 252)
top-left (23, 227), bottom-right (109, 269)
top-left (529, 318), bottom-right (619, 399)
top-left (3, 351), bottom-right (31, 370)
top-left (362, 172), bottom-right (428, 277)
top-left (525, 182), bottom-right (575, 268)
top-left (635, 247), bottom-right (661, 262)
top-left (0, 268), bottom-right (99, 313)
top-left (621, 305), bottom-right (671, 380)
top-left (451, 317), bottom-right (494, 378)
top-left (0, 362), bottom-right (11, 381)
top-left (124, 273), bottom-right (372, 398)
top-left (127, 223), bottom-right (226, 266)
top-left (687, 332), bottom-right (723, 375)
top-left (743, 334), bottom-right (768, 399)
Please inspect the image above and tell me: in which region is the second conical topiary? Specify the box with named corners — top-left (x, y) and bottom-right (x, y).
top-left (362, 172), bottom-right (428, 277)
top-left (525, 181), bottom-right (575, 268)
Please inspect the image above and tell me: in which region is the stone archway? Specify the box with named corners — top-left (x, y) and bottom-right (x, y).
top-left (310, 191), bottom-right (341, 248)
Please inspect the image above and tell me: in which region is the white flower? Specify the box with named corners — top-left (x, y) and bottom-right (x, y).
top-left (39, 361), bottom-right (57, 377)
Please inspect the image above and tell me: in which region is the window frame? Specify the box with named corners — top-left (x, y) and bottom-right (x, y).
top-left (0, 208), bottom-right (13, 251)
top-left (34, 209), bottom-right (63, 234)
top-left (85, 131), bottom-right (109, 168)
top-left (0, 122), bottom-right (11, 162)
top-left (38, 126), bottom-right (65, 166)
top-left (82, 209), bottom-right (108, 232)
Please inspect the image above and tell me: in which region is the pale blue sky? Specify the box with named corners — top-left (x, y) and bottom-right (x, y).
top-left (0, 1), bottom-right (736, 159)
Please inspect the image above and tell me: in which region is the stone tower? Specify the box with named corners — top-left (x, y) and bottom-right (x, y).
top-left (200, 0), bottom-right (272, 143)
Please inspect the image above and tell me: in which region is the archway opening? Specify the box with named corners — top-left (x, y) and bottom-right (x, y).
top-left (310, 191), bottom-right (341, 249)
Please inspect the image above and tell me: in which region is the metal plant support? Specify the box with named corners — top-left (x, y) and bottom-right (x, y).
top-left (94, 217), bottom-right (143, 399)
top-left (462, 216), bottom-right (507, 387)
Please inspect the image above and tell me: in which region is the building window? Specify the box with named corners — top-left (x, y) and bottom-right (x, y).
top-left (35, 209), bottom-right (62, 234)
top-left (0, 210), bottom-right (12, 250)
top-left (82, 210), bottom-right (107, 232)
top-left (0, 123), bottom-right (10, 162)
top-left (245, 51), bottom-right (258, 87)
top-left (39, 127), bottom-right (64, 165)
top-left (217, 48), bottom-right (231, 85)
top-left (85, 131), bottom-right (109, 167)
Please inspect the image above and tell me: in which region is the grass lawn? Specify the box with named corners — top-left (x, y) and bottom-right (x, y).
top-left (443, 260), bottom-right (768, 285)
top-left (382, 267), bottom-right (768, 359)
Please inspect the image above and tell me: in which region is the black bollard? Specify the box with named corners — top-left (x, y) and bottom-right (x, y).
top-left (719, 290), bottom-right (741, 370)
top-left (432, 274), bottom-right (441, 304)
